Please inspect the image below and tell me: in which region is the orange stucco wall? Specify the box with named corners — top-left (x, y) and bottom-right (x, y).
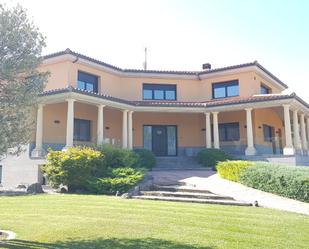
top-left (40, 102), bottom-right (285, 154)
top-left (39, 59), bottom-right (283, 102)
top-left (253, 108), bottom-right (285, 149)
top-left (37, 57), bottom-right (286, 153)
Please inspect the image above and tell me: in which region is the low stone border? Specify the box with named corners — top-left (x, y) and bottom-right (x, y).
top-left (0, 230), bottom-right (16, 242)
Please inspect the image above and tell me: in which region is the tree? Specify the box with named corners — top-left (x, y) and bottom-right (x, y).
top-left (0, 4), bottom-right (48, 156)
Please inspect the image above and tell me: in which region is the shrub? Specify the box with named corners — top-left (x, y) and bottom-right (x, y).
top-left (43, 147), bottom-right (104, 192)
top-left (197, 149), bottom-right (232, 168)
top-left (97, 144), bottom-right (139, 169)
top-left (216, 160), bottom-right (253, 182)
top-left (87, 167), bottom-right (145, 194)
top-left (134, 148), bottom-right (156, 169)
top-left (240, 162), bottom-right (309, 202)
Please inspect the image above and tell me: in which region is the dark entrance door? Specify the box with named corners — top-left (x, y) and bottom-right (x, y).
top-left (152, 126), bottom-right (168, 156)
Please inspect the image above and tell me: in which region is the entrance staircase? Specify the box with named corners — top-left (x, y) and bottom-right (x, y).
top-left (154, 156), bottom-right (205, 170)
top-left (132, 184), bottom-right (252, 207)
top-left (131, 156), bottom-right (252, 206)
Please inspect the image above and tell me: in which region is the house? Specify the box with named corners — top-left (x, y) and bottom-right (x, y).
top-left (1, 48), bottom-right (309, 187)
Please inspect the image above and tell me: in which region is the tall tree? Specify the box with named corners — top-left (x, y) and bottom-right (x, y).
top-left (0, 4), bottom-right (48, 156)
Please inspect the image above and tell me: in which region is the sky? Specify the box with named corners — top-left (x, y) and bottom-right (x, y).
top-left (5, 0), bottom-right (309, 100)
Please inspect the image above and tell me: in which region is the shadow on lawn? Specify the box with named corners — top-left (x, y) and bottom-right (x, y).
top-left (2, 238), bottom-right (214, 249)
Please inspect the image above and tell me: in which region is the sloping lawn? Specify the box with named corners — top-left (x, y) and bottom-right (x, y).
top-left (0, 195), bottom-right (308, 249)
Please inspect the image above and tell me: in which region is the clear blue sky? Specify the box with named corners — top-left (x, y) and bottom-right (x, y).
top-left (11, 0), bottom-right (309, 100)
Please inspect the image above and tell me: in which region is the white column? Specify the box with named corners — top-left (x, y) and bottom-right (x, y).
top-left (128, 111), bottom-right (134, 149)
top-left (205, 112), bottom-right (212, 148)
top-left (300, 113), bottom-right (307, 153)
top-left (64, 99), bottom-right (75, 150)
top-left (283, 105), bottom-right (294, 155)
top-left (212, 112), bottom-right (220, 149)
top-left (97, 104), bottom-right (105, 146)
top-left (122, 110), bottom-right (128, 149)
top-left (293, 109), bottom-right (302, 152)
top-left (31, 104), bottom-right (45, 157)
top-left (306, 117), bottom-right (309, 152)
top-left (245, 108), bottom-right (256, 155)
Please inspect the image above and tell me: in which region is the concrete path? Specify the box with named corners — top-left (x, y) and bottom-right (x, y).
top-left (148, 169), bottom-right (215, 185)
top-left (181, 174), bottom-right (309, 216)
top-left (148, 170), bottom-right (309, 215)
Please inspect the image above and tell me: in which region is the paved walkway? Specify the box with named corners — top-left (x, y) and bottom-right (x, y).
top-left (148, 170), bottom-right (309, 215)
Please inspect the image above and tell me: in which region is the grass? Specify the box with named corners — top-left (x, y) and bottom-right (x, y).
top-left (0, 194), bottom-right (308, 249)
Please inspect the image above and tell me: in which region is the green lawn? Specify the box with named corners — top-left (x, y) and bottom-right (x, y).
top-left (0, 195), bottom-right (308, 249)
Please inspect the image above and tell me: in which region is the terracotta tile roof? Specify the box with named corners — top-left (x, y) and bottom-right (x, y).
top-left (204, 94), bottom-right (296, 107)
top-left (42, 48), bottom-right (287, 88)
top-left (39, 87), bottom-right (304, 108)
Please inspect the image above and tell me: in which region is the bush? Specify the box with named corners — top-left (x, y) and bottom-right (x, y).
top-left (240, 162), bottom-right (309, 202)
top-left (43, 147), bottom-right (104, 192)
top-left (87, 167), bottom-right (145, 194)
top-left (134, 148), bottom-right (156, 169)
top-left (97, 144), bottom-right (139, 169)
top-left (197, 149), bottom-right (232, 168)
top-left (216, 160), bottom-right (253, 182)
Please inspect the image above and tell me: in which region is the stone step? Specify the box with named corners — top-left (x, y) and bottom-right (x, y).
top-left (155, 157), bottom-right (203, 169)
top-left (152, 167), bottom-right (207, 171)
top-left (132, 195), bottom-right (252, 206)
top-left (140, 191), bottom-right (234, 200)
top-left (153, 185), bottom-right (212, 194)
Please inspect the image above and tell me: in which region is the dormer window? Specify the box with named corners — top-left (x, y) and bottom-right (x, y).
top-left (260, 84), bottom-right (271, 94)
top-left (77, 71), bottom-right (98, 93)
top-left (143, 84), bottom-right (176, 100)
top-left (212, 80), bottom-right (239, 99)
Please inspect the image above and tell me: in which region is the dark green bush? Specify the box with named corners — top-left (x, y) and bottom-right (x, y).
top-left (134, 148), bottom-right (156, 169)
top-left (43, 147), bottom-right (104, 192)
top-left (240, 162), bottom-right (309, 202)
top-left (197, 149), bottom-right (232, 168)
top-left (98, 144), bottom-right (139, 168)
top-left (216, 160), bottom-right (253, 182)
top-left (87, 167), bottom-right (145, 194)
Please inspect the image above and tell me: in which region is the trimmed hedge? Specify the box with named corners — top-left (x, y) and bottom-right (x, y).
top-left (134, 148), bottom-right (156, 169)
top-left (197, 149), bottom-right (232, 168)
top-left (240, 162), bottom-right (309, 202)
top-left (87, 167), bottom-right (145, 194)
top-left (216, 160), bottom-right (253, 182)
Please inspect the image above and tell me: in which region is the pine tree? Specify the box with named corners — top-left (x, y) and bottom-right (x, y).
top-left (0, 4), bottom-right (48, 156)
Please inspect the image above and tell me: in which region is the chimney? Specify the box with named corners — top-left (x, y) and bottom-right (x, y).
top-left (202, 63), bottom-right (211, 70)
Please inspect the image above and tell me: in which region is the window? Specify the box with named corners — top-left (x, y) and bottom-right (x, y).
top-left (263, 124), bottom-right (273, 142)
top-left (212, 123), bottom-right (240, 141)
top-left (260, 84), bottom-right (271, 94)
top-left (74, 119), bottom-right (91, 141)
top-left (0, 165), bottom-right (2, 184)
top-left (212, 80), bottom-right (239, 99)
top-left (143, 84), bottom-right (176, 100)
top-left (77, 71), bottom-right (98, 93)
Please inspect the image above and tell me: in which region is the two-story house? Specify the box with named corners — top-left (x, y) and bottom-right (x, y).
top-left (1, 48), bottom-right (309, 187)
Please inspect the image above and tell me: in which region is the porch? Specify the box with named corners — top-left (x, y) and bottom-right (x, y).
top-left (31, 88), bottom-right (309, 158)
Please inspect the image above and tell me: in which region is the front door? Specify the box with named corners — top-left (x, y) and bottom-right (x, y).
top-left (143, 125), bottom-right (177, 156)
top-left (152, 126), bottom-right (168, 156)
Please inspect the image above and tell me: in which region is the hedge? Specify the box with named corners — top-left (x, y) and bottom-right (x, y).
top-left (97, 144), bottom-right (139, 169)
top-left (43, 146), bottom-right (150, 194)
top-left (134, 148), bottom-right (156, 169)
top-left (216, 160), bottom-right (253, 182)
top-left (43, 147), bottom-right (104, 192)
top-left (240, 162), bottom-right (309, 202)
top-left (197, 149), bottom-right (232, 168)
top-left (87, 167), bottom-right (145, 194)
